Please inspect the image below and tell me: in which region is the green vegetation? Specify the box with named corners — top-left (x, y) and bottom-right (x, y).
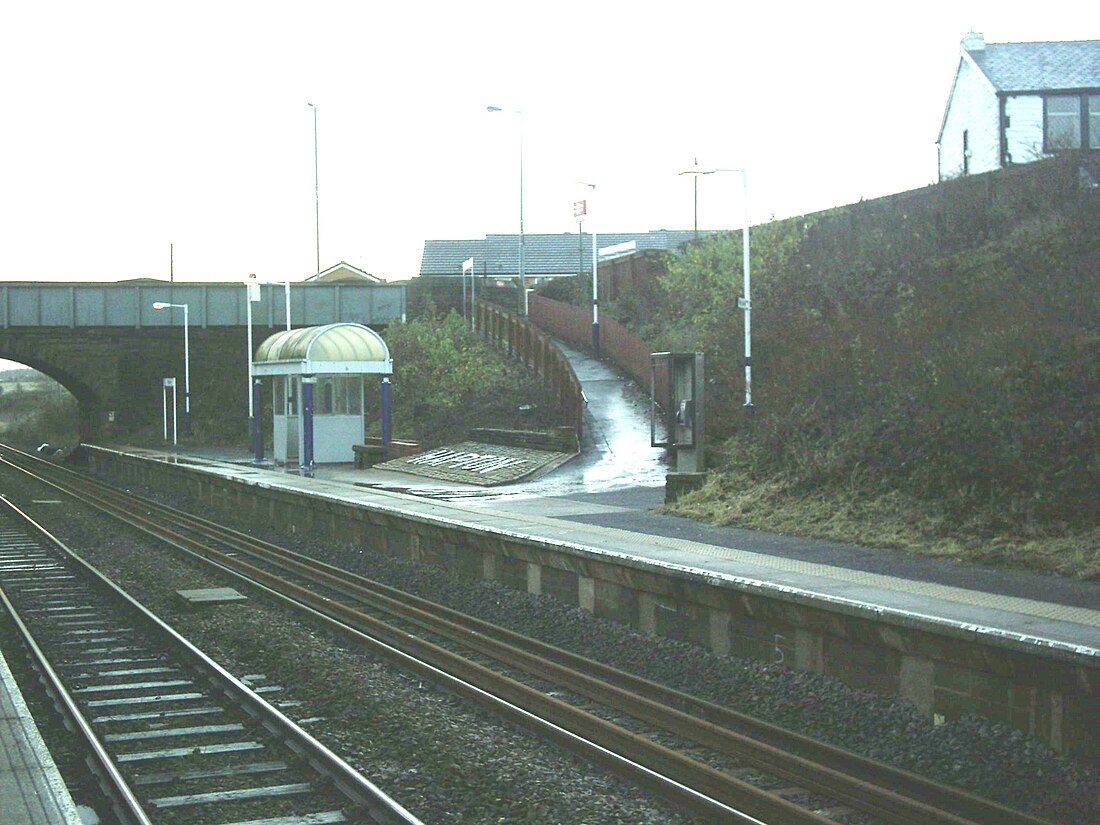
top-left (0, 373), bottom-right (80, 448)
top-left (374, 310), bottom-right (562, 446)
top-left (609, 159), bottom-right (1099, 578)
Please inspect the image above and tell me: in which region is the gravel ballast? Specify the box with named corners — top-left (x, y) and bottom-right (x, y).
top-left (8, 464), bottom-right (1099, 824)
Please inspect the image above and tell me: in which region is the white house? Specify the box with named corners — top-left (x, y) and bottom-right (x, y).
top-left (937, 34), bottom-right (1100, 180)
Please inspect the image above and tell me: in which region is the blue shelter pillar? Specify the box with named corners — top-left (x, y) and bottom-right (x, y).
top-left (251, 379), bottom-right (263, 462)
top-left (301, 376), bottom-right (315, 474)
top-left (380, 375), bottom-right (392, 446)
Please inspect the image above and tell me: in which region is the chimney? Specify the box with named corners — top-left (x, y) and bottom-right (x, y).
top-left (962, 32), bottom-right (985, 52)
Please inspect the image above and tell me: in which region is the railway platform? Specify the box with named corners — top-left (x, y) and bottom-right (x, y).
top-left (0, 648), bottom-right (84, 824)
top-left (81, 444), bottom-right (1100, 757)
top-left (116, 446), bottom-right (1100, 656)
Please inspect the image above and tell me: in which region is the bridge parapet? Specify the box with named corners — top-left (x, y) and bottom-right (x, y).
top-left (0, 281), bottom-right (405, 329)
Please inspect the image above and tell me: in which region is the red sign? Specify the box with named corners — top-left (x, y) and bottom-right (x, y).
top-left (573, 199), bottom-right (587, 218)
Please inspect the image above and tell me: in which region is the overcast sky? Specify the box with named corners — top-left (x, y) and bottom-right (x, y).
top-left (0, 2), bottom-right (1095, 286)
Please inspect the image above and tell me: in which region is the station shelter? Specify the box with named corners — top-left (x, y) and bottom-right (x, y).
top-left (252, 323), bottom-right (393, 469)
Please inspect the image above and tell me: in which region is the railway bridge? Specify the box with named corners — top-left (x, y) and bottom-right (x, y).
top-left (0, 280), bottom-right (406, 438)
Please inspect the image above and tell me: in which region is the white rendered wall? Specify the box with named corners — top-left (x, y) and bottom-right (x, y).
top-left (1004, 95), bottom-right (1045, 165)
top-left (939, 59), bottom-right (1001, 179)
top-left (313, 416), bottom-right (364, 463)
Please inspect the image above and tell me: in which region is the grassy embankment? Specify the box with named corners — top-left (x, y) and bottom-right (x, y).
top-left (606, 159), bottom-right (1099, 578)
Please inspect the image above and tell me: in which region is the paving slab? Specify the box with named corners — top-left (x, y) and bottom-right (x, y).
top-left (0, 650), bottom-right (83, 825)
top-left (373, 441), bottom-right (577, 486)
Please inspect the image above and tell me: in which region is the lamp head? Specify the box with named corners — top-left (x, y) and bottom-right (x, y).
top-left (152, 302), bottom-right (170, 310)
top-left (486, 105), bottom-right (502, 112)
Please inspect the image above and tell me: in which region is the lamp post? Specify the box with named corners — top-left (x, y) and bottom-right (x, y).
top-left (679, 165), bottom-right (753, 412)
top-left (462, 257), bottom-right (475, 331)
top-left (576, 181), bottom-right (599, 357)
top-left (307, 102), bottom-right (320, 274)
top-left (487, 105), bottom-right (525, 314)
top-left (245, 275), bottom-right (262, 458)
top-left (152, 302), bottom-right (191, 435)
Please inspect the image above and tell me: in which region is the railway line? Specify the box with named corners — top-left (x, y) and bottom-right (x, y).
top-left (0, 443), bottom-right (1061, 825)
top-left (0, 494), bottom-right (420, 824)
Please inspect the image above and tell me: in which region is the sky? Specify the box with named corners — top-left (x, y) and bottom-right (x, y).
top-left (0, 2), bottom-right (1096, 287)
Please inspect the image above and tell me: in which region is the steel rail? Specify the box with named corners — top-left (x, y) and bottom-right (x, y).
top-left (0, 452), bottom-right (816, 823)
top-left (0, 584), bottom-right (152, 825)
top-left (2, 447), bottom-right (1060, 825)
top-left (144, 502), bottom-right (1059, 825)
top-left (0, 491), bottom-right (423, 825)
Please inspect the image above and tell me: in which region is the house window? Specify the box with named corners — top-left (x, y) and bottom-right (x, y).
top-left (1091, 96), bottom-right (1100, 149)
top-left (1045, 95), bottom-right (1081, 150)
top-left (1044, 94), bottom-right (1100, 151)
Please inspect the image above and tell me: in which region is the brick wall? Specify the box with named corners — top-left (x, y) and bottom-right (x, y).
top-left (529, 295), bottom-right (668, 408)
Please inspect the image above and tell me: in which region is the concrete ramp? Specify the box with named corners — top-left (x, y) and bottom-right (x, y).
top-left (374, 441), bottom-right (577, 486)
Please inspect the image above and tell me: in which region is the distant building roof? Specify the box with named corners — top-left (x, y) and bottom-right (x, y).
top-left (420, 230), bottom-right (710, 277)
top-left (305, 262), bottom-right (382, 283)
top-left (963, 35), bottom-right (1100, 92)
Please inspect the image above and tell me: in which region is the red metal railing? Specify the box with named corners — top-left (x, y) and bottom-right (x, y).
top-left (474, 299), bottom-right (584, 438)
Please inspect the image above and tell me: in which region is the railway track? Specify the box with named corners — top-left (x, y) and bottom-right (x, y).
top-left (0, 494), bottom-right (420, 825)
top-left (0, 445), bottom-right (1059, 825)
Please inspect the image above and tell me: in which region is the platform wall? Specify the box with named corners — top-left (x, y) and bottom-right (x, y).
top-left (84, 445), bottom-right (1099, 759)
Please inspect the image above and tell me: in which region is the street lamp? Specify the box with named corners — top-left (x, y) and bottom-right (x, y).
top-left (679, 165), bottom-right (753, 412)
top-left (152, 301), bottom-right (191, 434)
top-left (576, 181), bottom-right (599, 356)
top-left (307, 102), bottom-right (320, 274)
top-left (487, 105), bottom-right (526, 314)
top-left (244, 276), bottom-right (262, 458)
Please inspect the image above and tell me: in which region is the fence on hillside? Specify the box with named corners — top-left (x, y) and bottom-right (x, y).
top-left (473, 299), bottom-right (584, 437)
top-left (528, 294), bottom-right (668, 410)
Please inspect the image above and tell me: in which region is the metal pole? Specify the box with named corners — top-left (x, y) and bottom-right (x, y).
top-left (518, 114), bottom-right (526, 315)
top-left (252, 379), bottom-right (263, 461)
top-left (693, 157), bottom-right (698, 241)
top-left (309, 103), bottom-right (319, 274)
top-left (591, 228), bottom-right (599, 358)
top-left (380, 376), bottom-right (392, 446)
top-left (246, 283), bottom-right (254, 420)
top-left (284, 282), bottom-right (291, 331)
top-left (182, 305), bottom-right (191, 435)
top-left (301, 376), bottom-right (314, 474)
top-left (741, 169), bottom-right (752, 411)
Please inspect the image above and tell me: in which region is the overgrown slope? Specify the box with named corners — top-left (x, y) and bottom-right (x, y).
top-left (613, 157), bottom-right (1099, 576)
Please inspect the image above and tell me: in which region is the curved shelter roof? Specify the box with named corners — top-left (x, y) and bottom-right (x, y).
top-left (252, 323), bottom-right (392, 376)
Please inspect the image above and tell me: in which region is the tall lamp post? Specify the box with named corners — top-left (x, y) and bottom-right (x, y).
top-left (679, 165), bottom-right (753, 412)
top-left (244, 275), bottom-right (262, 459)
top-left (576, 182), bottom-right (599, 356)
top-left (307, 102), bottom-right (320, 274)
top-left (487, 105), bottom-right (525, 314)
top-left (152, 302), bottom-right (191, 435)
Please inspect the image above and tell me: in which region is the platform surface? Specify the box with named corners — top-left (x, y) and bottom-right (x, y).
top-left (0, 648), bottom-right (84, 825)
top-left (111, 446), bottom-right (1100, 662)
